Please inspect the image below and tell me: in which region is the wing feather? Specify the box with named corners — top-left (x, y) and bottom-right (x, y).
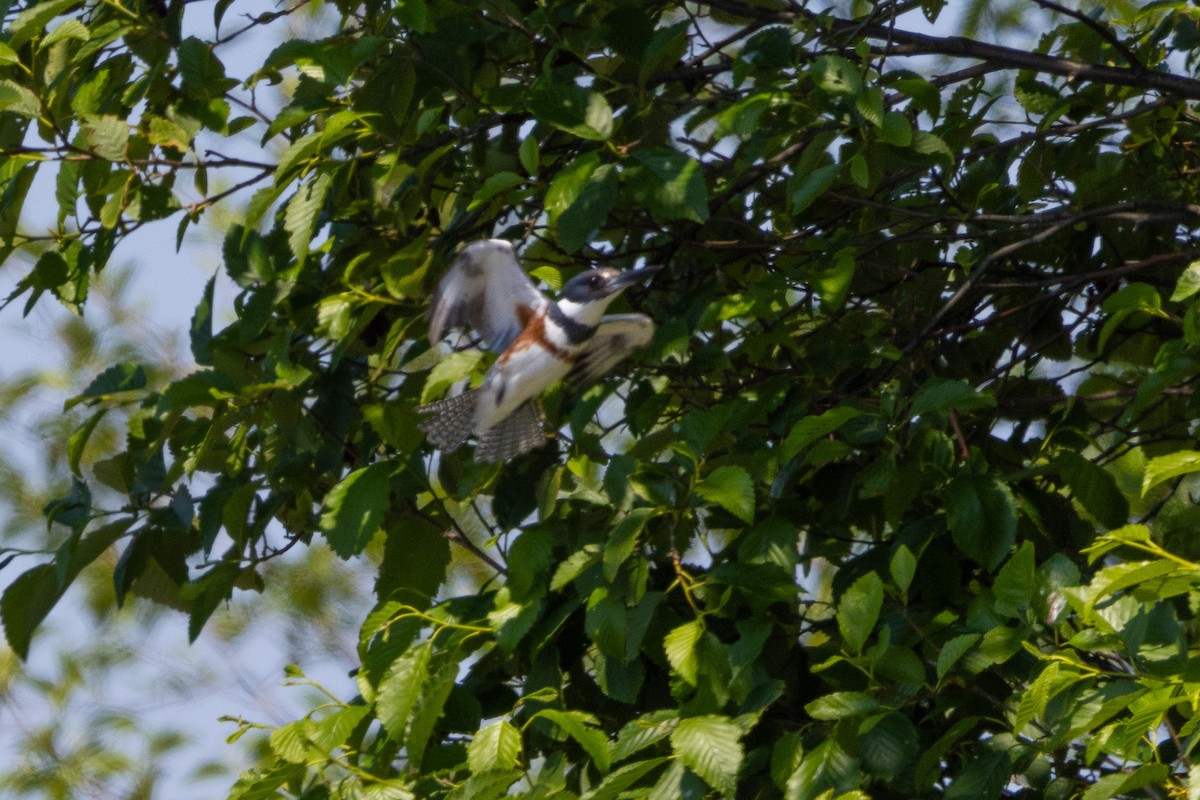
top-left (429, 239), bottom-right (548, 351)
top-left (568, 314), bottom-right (655, 387)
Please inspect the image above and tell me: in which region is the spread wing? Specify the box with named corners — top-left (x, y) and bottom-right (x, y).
top-left (428, 239), bottom-right (548, 352)
top-left (568, 314), bottom-right (655, 387)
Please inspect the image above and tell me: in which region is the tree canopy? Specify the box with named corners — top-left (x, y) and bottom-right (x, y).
top-left (4, 0), bottom-right (1200, 797)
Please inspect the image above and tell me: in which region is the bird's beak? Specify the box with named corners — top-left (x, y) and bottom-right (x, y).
top-left (606, 264), bottom-right (662, 295)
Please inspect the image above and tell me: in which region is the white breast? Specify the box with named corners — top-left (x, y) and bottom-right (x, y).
top-left (474, 345), bottom-right (574, 433)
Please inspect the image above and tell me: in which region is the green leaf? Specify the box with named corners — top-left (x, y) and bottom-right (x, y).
top-left (946, 474), bottom-right (1017, 571)
top-left (190, 275), bottom-right (215, 366)
top-left (837, 572), bottom-right (883, 654)
top-left (1055, 450), bottom-right (1128, 528)
top-left (1142, 450), bottom-right (1200, 496)
top-left (0, 41), bottom-right (20, 66)
top-left (67, 362), bottom-right (147, 409)
top-left (556, 163), bottom-right (617, 253)
top-left (0, 79), bottom-right (42, 117)
top-left (1014, 79), bottom-right (1060, 115)
top-left (518, 135), bottom-right (539, 175)
top-left (943, 744), bottom-right (1011, 800)
top-left (581, 758), bottom-right (670, 800)
top-left (781, 406), bottom-right (862, 460)
top-left (663, 620), bottom-right (703, 685)
top-left (804, 691), bottom-right (880, 720)
top-left (467, 719), bottom-right (523, 774)
top-left (911, 378), bottom-right (994, 416)
top-left (785, 739), bottom-right (858, 800)
top-left (538, 709), bottom-right (611, 774)
top-left (585, 589), bottom-right (626, 658)
top-left (377, 641), bottom-right (431, 739)
top-left (527, 79), bottom-right (613, 140)
top-left (284, 171), bottom-right (332, 267)
top-left (1082, 763), bottom-right (1169, 800)
top-left (992, 541), bottom-right (1034, 619)
top-left (0, 565), bottom-right (60, 659)
top-left (319, 463), bottom-right (391, 558)
top-left (879, 112), bottom-right (913, 146)
top-left (82, 115), bottom-right (129, 161)
top-left (1170, 260), bottom-right (1200, 302)
top-left (626, 147), bottom-right (709, 223)
top-left (910, 130), bottom-right (954, 164)
top-left (889, 545), bottom-right (916, 594)
top-left (860, 713), bottom-right (920, 783)
top-left (936, 633), bottom-right (980, 682)
top-left (604, 507), bottom-right (653, 581)
top-left (43, 18), bottom-right (89, 46)
top-left (788, 163), bottom-right (839, 214)
top-left (67, 408), bottom-right (106, 475)
top-left (696, 465), bottom-right (755, 524)
top-left (670, 715), bottom-right (743, 796)
top-left (811, 56), bottom-right (862, 96)
top-left (468, 171), bottom-right (525, 210)
top-left (405, 647), bottom-right (456, 767)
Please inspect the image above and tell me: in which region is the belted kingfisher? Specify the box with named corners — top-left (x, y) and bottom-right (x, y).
top-left (418, 239), bottom-right (661, 463)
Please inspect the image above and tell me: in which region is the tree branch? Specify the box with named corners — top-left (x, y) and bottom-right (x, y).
top-left (691, 0), bottom-right (1200, 100)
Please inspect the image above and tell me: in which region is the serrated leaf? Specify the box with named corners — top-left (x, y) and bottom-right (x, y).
top-left (0, 79), bottom-right (42, 117)
top-left (936, 633), bottom-right (980, 682)
top-left (376, 641), bottom-right (431, 740)
top-left (67, 408), bottom-right (106, 476)
top-left (947, 474), bottom-right (1016, 571)
top-left (837, 572), bottom-right (883, 654)
top-left (468, 719), bottom-right (523, 774)
top-left (284, 171), bottom-right (332, 267)
top-left (889, 545), bottom-right (916, 593)
top-left (527, 79), bottom-right (612, 140)
top-left (83, 115), bottom-right (129, 161)
top-left (855, 88), bottom-right (884, 126)
top-left (311, 705), bottom-right (370, 753)
top-left (1056, 450), bottom-right (1128, 528)
top-left (664, 620), bottom-right (703, 685)
top-left (1171, 260), bottom-right (1200, 302)
top-left (190, 274), bottom-right (215, 366)
top-left (626, 147), bottom-right (709, 223)
top-left (556, 163), bottom-right (617, 253)
top-left (696, 465), bottom-right (755, 524)
top-left (879, 112), bottom-right (913, 146)
top-left (781, 406), bottom-right (862, 460)
top-left (468, 171), bottom-right (525, 210)
top-left (319, 462), bottom-right (391, 558)
top-left (1142, 450), bottom-right (1200, 496)
top-left (670, 715), bottom-right (743, 796)
top-left (581, 758), bottom-right (669, 800)
top-left (269, 720), bottom-right (316, 763)
top-left (804, 691), bottom-right (880, 720)
top-left (604, 507), bottom-right (653, 581)
top-left (0, 565), bottom-right (60, 659)
top-left (789, 163), bottom-right (839, 214)
top-left (1014, 78), bottom-right (1059, 115)
top-left (518, 135), bottom-right (539, 175)
top-left (911, 378), bottom-right (994, 416)
top-left (66, 362), bottom-right (147, 409)
top-left (992, 541), bottom-right (1034, 619)
top-left (42, 18), bottom-right (88, 46)
top-left (538, 709), bottom-right (611, 774)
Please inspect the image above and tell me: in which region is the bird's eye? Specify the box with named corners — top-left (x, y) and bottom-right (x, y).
top-left (589, 274), bottom-right (601, 287)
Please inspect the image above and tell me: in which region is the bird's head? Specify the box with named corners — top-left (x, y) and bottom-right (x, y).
top-left (556, 264), bottom-right (661, 325)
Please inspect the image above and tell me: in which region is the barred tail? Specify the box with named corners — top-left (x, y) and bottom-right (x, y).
top-left (417, 390), bottom-right (479, 452)
top-left (475, 401), bottom-right (546, 463)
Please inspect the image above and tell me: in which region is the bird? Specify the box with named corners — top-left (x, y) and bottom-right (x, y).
top-left (417, 239), bottom-right (661, 463)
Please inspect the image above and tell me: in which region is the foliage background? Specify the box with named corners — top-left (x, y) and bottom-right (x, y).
top-left (3, 0), bottom-right (1200, 798)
